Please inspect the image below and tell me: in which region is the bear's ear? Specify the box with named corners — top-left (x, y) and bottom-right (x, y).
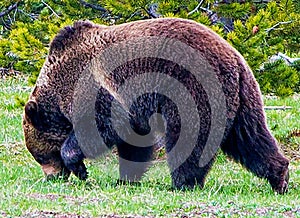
top-left (24, 100), bottom-right (40, 128)
top-left (49, 25), bottom-right (75, 54)
top-left (49, 20), bottom-right (95, 54)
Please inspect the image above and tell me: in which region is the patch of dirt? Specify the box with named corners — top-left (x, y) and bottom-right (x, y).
top-left (283, 208), bottom-right (300, 218)
top-left (18, 213), bottom-right (154, 218)
top-left (104, 215), bottom-right (153, 218)
top-left (25, 194), bottom-right (300, 217)
top-left (0, 68), bottom-right (20, 79)
top-left (0, 212), bottom-right (8, 217)
top-left (27, 193), bottom-right (103, 205)
top-left (4, 206), bottom-right (300, 218)
top-left (281, 141), bottom-right (300, 162)
top-left (173, 202), bottom-right (300, 218)
top-left (20, 211), bottom-right (84, 218)
top-left (175, 203), bottom-right (251, 217)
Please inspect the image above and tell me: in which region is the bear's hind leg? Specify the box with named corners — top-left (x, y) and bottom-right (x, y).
top-left (221, 110), bottom-right (289, 194)
top-left (61, 131), bottom-right (88, 180)
top-left (169, 151), bottom-right (216, 190)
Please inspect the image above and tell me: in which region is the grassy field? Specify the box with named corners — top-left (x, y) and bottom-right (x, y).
top-left (0, 77), bottom-right (299, 217)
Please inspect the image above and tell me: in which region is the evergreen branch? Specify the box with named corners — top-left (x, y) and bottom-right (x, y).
top-left (13, 3), bottom-right (18, 22)
top-left (41, 0), bottom-right (59, 18)
top-left (0, 17), bottom-right (11, 30)
top-left (188, 0), bottom-right (205, 15)
top-left (199, 6), bottom-right (214, 15)
top-left (126, 10), bottom-right (142, 21)
top-left (265, 21), bottom-right (293, 33)
top-left (253, 0), bottom-right (271, 3)
top-left (79, 0), bottom-right (107, 13)
top-left (222, 23), bottom-right (232, 32)
top-left (0, 3), bottom-right (18, 18)
top-left (243, 34), bottom-right (252, 42)
top-left (7, 12), bottom-right (13, 25)
top-left (17, 9), bottom-right (37, 20)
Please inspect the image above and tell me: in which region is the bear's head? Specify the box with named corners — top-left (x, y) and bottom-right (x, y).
top-left (23, 100), bottom-right (72, 179)
top-left (22, 21), bottom-right (97, 179)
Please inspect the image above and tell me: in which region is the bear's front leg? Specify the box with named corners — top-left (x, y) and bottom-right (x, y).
top-left (117, 142), bottom-right (154, 183)
top-left (61, 131), bottom-right (88, 180)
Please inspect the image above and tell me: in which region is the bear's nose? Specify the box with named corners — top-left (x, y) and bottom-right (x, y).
top-left (42, 164), bottom-right (71, 181)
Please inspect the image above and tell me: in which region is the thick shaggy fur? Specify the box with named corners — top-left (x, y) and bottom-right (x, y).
top-left (23, 18), bottom-right (289, 194)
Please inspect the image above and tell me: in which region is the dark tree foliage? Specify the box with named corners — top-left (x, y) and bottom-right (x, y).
top-left (0, 0), bottom-right (299, 96)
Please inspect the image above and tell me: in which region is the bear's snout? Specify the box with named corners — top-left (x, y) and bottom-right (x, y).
top-left (42, 164), bottom-right (70, 181)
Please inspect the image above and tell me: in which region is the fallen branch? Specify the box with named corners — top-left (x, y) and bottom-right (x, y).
top-left (79, 0), bottom-right (107, 13)
top-left (269, 52), bottom-right (300, 65)
top-left (0, 3), bottom-right (18, 18)
top-left (259, 52), bottom-right (300, 71)
top-left (265, 21), bottom-right (293, 33)
top-left (264, 106), bottom-right (292, 110)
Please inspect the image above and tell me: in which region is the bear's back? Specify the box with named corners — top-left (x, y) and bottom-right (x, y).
top-left (33, 18), bottom-right (253, 124)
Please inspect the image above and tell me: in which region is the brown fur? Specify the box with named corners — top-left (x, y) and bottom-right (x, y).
top-left (23, 18), bottom-right (289, 194)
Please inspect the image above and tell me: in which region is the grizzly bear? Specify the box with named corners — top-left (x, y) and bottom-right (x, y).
top-left (23, 18), bottom-right (289, 194)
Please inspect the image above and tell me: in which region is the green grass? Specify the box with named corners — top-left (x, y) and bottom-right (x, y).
top-left (264, 95), bottom-right (300, 159)
top-left (0, 77), bottom-right (299, 217)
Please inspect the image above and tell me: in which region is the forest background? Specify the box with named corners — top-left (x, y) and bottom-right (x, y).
top-left (0, 0), bottom-right (300, 97)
